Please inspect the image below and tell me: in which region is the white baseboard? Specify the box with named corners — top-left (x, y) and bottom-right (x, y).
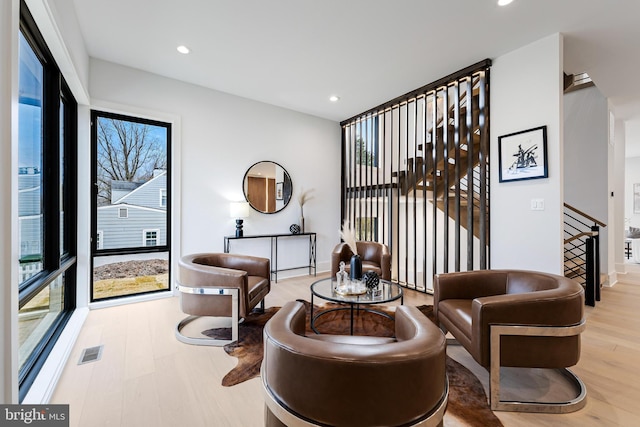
top-left (607, 270), bottom-right (617, 287)
top-left (614, 262), bottom-right (640, 284)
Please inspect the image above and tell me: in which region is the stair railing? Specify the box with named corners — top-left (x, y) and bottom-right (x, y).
top-left (563, 203), bottom-right (606, 306)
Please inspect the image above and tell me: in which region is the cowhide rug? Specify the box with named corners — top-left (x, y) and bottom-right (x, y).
top-left (203, 301), bottom-right (503, 426)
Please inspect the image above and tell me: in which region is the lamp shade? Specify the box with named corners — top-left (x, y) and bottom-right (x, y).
top-left (230, 201), bottom-right (250, 218)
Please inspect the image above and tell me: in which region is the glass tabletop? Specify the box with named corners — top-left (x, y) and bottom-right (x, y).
top-left (310, 277), bottom-right (402, 305)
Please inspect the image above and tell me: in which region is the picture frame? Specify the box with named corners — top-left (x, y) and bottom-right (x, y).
top-left (498, 125), bottom-right (548, 183)
top-left (276, 182), bottom-right (284, 200)
top-left (634, 183), bottom-right (640, 214)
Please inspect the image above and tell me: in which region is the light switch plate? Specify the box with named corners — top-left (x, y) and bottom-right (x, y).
top-left (530, 199), bottom-right (545, 210)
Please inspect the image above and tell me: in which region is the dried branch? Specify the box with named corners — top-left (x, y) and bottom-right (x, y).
top-left (298, 188), bottom-right (314, 217)
top-left (340, 220), bottom-right (358, 256)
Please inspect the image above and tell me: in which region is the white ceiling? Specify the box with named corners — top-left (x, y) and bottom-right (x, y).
top-left (70, 0), bottom-right (640, 125)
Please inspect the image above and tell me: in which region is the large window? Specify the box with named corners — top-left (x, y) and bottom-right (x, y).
top-left (18, 2), bottom-right (77, 401)
top-left (91, 111), bottom-right (171, 301)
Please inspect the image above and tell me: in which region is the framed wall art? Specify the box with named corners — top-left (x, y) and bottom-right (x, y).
top-left (498, 125), bottom-right (548, 183)
top-left (634, 183), bottom-right (640, 214)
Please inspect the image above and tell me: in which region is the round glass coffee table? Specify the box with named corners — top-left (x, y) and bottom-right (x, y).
top-left (310, 277), bottom-right (403, 335)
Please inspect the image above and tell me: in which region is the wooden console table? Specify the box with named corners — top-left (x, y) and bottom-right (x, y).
top-left (224, 232), bottom-right (317, 283)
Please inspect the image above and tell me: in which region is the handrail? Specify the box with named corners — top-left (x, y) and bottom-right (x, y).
top-left (564, 231), bottom-right (598, 245)
top-left (563, 203), bottom-right (601, 306)
top-left (564, 203), bottom-right (606, 228)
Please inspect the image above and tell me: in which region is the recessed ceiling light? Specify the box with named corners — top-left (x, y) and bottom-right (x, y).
top-left (497, 0), bottom-right (514, 6)
top-left (177, 45), bottom-right (190, 54)
top-left (329, 95), bottom-right (340, 102)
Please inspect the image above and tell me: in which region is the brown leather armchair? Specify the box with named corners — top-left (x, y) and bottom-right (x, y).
top-left (262, 301), bottom-right (448, 427)
top-left (176, 253), bottom-right (270, 346)
top-left (434, 269), bottom-right (586, 413)
top-left (331, 241), bottom-right (391, 280)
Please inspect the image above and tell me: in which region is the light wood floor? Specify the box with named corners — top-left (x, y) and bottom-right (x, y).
top-left (51, 272), bottom-right (640, 427)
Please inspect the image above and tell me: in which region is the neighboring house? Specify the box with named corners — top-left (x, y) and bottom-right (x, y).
top-left (97, 170), bottom-right (167, 250)
top-left (18, 167), bottom-right (41, 257)
top-left (18, 167), bottom-right (43, 282)
top-left (18, 168), bottom-right (168, 257)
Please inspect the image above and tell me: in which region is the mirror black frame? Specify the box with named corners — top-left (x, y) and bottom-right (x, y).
top-left (243, 161), bottom-right (292, 214)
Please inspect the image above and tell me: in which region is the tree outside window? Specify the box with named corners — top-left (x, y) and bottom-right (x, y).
top-left (96, 117), bottom-right (167, 206)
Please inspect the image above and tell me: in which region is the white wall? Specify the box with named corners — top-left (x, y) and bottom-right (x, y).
top-left (610, 112), bottom-right (624, 279)
top-left (25, 0), bottom-right (89, 104)
top-left (490, 34), bottom-right (565, 273)
top-left (564, 85), bottom-right (609, 275)
top-left (625, 157), bottom-right (640, 227)
top-left (0, 0), bottom-right (19, 404)
top-left (89, 59), bottom-right (342, 277)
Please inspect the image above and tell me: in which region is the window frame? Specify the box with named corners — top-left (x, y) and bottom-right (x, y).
top-left (18, 1), bottom-right (77, 402)
top-left (91, 110), bottom-right (171, 258)
top-left (90, 110), bottom-right (171, 302)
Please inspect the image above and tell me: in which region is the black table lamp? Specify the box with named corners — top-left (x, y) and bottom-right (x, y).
top-left (230, 202), bottom-right (250, 237)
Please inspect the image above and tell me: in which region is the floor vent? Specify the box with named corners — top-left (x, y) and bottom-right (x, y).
top-left (78, 345), bottom-right (103, 365)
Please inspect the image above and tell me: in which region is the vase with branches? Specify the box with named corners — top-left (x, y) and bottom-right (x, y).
top-left (340, 220), bottom-right (362, 280)
top-left (298, 188), bottom-right (314, 233)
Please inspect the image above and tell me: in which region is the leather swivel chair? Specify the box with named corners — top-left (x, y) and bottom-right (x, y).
top-left (434, 269), bottom-right (586, 413)
top-left (331, 241), bottom-right (392, 280)
top-left (262, 300), bottom-right (448, 427)
top-left (176, 253), bottom-right (270, 346)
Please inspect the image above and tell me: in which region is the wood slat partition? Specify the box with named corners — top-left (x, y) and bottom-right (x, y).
top-left (340, 60), bottom-right (491, 292)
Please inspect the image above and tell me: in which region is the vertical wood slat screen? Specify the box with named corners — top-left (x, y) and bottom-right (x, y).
top-left (340, 60), bottom-right (491, 293)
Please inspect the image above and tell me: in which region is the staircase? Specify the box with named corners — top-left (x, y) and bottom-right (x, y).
top-left (434, 169), bottom-right (484, 239)
top-left (392, 81), bottom-right (485, 239)
top-left (564, 203), bottom-right (606, 306)
top-left (340, 61), bottom-right (492, 288)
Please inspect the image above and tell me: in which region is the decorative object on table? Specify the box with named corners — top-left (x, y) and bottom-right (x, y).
top-left (297, 187), bottom-right (314, 233)
top-left (498, 125), bottom-right (548, 183)
top-left (339, 220), bottom-right (358, 256)
top-left (335, 280), bottom-right (366, 296)
top-left (363, 271), bottom-right (380, 290)
top-left (229, 201), bottom-right (250, 237)
top-left (289, 224), bottom-right (301, 234)
top-left (334, 269), bottom-right (366, 296)
top-left (349, 254), bottom-right (362, 280)
top-left (340, 220), bottom-right (361, 280)
top-left (335, 261), bottom-right (348, 290)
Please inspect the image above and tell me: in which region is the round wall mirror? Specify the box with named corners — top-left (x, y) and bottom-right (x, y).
top-left (243, 161), bottom-right (292, 214)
